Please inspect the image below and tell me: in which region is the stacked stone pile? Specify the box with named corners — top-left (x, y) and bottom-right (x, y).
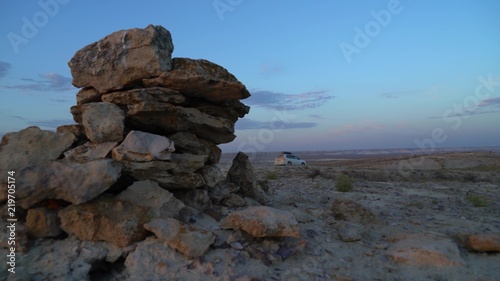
top-left (0, 25), bottom-right (298, 280)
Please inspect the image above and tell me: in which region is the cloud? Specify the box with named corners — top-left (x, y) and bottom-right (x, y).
top-left (478, 96), bottom-right (500, 108)
top-left (379, 90), bottom-right (426, 99)
top-left (246, 89), bottom-right (334, 111)
top-left (428, 96), bottom-right (500, 119)
top-left (236, 118), bottom-right (318, 130)
top-left (309, 114), bottom-right (325, 120)
top-left (260, 63), bottom-right (283, 76)
top-left (0, 61), bottom-right (11, 79)
top-left (1, 72), bottom-right (74, 91)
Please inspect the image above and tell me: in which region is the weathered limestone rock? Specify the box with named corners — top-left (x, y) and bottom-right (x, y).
top-left (387, 234), bottom-right (465, 267)
top-left (81, 102), bottom-right (125, 142)
top-left (170, 153), bottom-right (207, 172)
top-left (112, 130), bottom-right (175, 161)
top-left (58, 197), bottom-right (150, 247)
top-left (220, 206), bottom-right (300, 238)
top-left (227, 152), bottom-right (268, 204)
top-left (0, 126), bottom-right (75, 175)
top-left (69, 24), bottom-right (174, 93)
top-left (208, 182), bottom-right (240, 203)
top-left (335, 221), bottom-right (363, 242)
top-left (199, 165), bottom-right (225, 187)
top-left (188, 99), bottom-right (249, 123)
top-left (64, 141), bottom-right (117, 162)
top-left (169, 131), bottom-right (221, 164)
top-left (26, 207), bottom-right (62, 238)
top-left (101, 87), bottom-right (185, 106)
top-left (222, 193), bottom-right (246, 208)
top-left (144, 218), bottom-right (215, 258)
top-left (17, 159), bottom-right (121, 209)
top-left (127, 102), bottom-right (236, 144)
top-left (332, 198), bottom-right (377, 224)
top-left (76, 87), bottom-right (101, 105)
top-left (143, 58), bottom-right (250, 104)
top-left (466, 233), bottom-right (500, 252)
top-left (116, 180), bottom-right (185, 219)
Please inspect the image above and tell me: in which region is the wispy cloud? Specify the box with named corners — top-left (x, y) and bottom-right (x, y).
top-left (247, 89), bottom-right (334, 111)
top-left (478, 96), bottom-right (500, 107)
top-left (260, 62), bottom-right (283, 76)
top-left (428, 96), bottom-right (500, 119)
top-left (379, 90), bottom-right (426, 99)
top-left (1, 72), bottom-right (74, 91)
top-left (0, 61), bottom-right (11, 79)
top-left (309, 114), bottom-right (325, 120)
top-left (236, 118), bottom-right (318, 130)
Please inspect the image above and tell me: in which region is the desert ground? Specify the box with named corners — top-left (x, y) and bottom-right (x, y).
top-left (214, 150), bottom-right (500, 280)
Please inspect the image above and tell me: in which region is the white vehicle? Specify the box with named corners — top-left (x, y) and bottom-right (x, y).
top-left (274, 151), bottom-right (306, 166)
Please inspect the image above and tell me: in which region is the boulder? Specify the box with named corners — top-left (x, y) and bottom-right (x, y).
top-left (101, 87), bottom-right (185, 105)
top-left (69, 24), bottom-right (174, 93)
top-left (76, 87), bottom-right (102, 105)
top-left (17, 159), bottom-right (121, 209)
top-left (168, 131), bottom-right (221, 164)
top-left (466, 233), bottom-right (500, 252)
top-left (143, 58), bottom-right (250, 104)
top-left (26, 207), bottom-right (62, 238)
top-left (112, 130), bottom-right (175, 161)
top-left (127, 101), bottom-right (236, 144)
top-left (64, 141), bottom-right (117, 162)
top-left (387, 234), bottom-right (464, 267)
top-left (144, 218), bottom-right (215, 258)
top-left (116, 180), bottom-right (185, 219)
top-left (220, 206), bottom-right (300, 238)
top-left (0, 126), bottom-right (75, 176)
top-left (58, 197), bottom-right (150, 247)
top-left (172, 189), bottom-right (212, 212)
top-left (227, 152), bottom-right (268, 204)
top-left (81, 102), bottom-right (125, 142)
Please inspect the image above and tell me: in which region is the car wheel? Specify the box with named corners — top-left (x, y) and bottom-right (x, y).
top-left (301, 163), bottom-right (305, 166)
top-left (287, 162), bottom-right (292, 166)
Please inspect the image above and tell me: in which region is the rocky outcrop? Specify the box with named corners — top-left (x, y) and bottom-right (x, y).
top-left (0, 24), bottom-right (304, 281)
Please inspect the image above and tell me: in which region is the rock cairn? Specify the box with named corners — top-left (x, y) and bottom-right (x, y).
top-left (0, 25), bottom-right (299, 280)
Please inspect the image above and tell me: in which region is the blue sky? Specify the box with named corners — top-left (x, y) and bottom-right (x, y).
top-left (1, 0), bottom-right (499, 153)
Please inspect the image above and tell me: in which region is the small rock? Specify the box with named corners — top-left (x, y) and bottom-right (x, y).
top-left (466, 233), bottom-right (500, 252)
top-left (26, 207), bottom-right (62, 238)
top-left (222, 193), bottom-right (246, 208)
top-left (336, 221), bottom-right (363, 242)
top-left (332, 198), bottom-right (376, 224)
top-left (112, 130), bottom-right (175, 161)
top-left (64, 141), bottom-right (117, 162)
top-left (81, 102), bottom-right (125, 142)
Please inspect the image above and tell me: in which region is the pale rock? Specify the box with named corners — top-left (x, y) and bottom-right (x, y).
top-left (112, 130), bottom-right (175, 161)
top-left (169, 131), bottom-right (221, 164)
top-left (170, 153), bottom-right (207, 172)
top-left (466, 233), bottom-right (500, 252)
top-left (220, 206), bottom-right (300, 238)
top-left (227, 152), bottom-right (268, 204)
top-left (69, 24), bottom-right (174, 93)
top-left (387, 234), bottom-right (465, 267)
top-left (64, 141), bottom-right (117, 162)
top-left (200, 164), bottom-right (225, 187)
top-left (81, 102), bottom-right (125, 142)
top-left (125, 237), bottom-right (220, 280)
top-left (76, 87), bottom-right (102, 105)
top-left (0, 126), bottom-right (75, 176)
top-left (58, 197), bottom-right (150, 247)
top-left (17, 159), bottom-right (121, 209)
top-left (101, 87), bottom-right (185, 105)
top-left (26, 207), bottom-right (62, 238)
top-left (116, 180), bottom-right (185, 219)
top-left (143, 57), bottom-right (250, 104)
top-left (173, 189), bottom-right (212, 212)
top-left (126, 101), bottom-right (236, 144)
top-left (144, 218), bottom-right (215, 258)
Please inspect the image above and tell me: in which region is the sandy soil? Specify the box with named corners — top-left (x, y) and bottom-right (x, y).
top-left (216, 151), bottom-right (500, 280)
